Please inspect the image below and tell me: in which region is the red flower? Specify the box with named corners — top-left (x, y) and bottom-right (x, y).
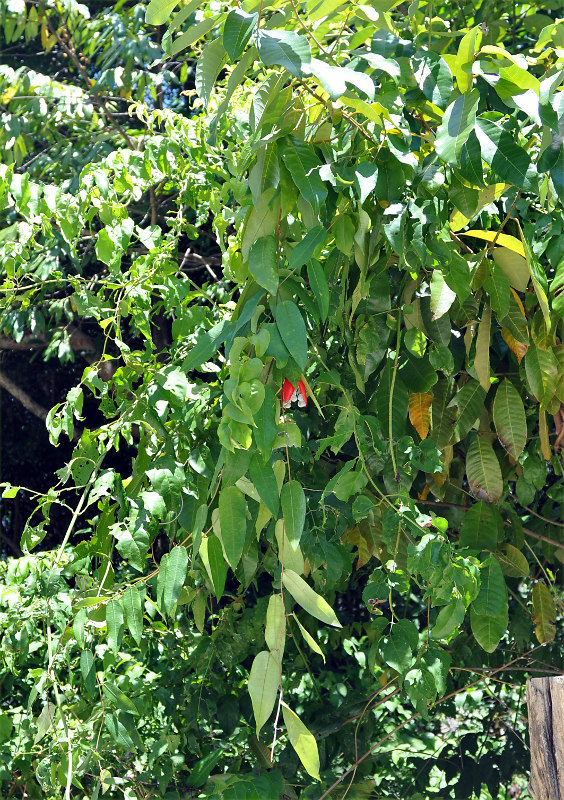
top-left (282, 378), bottom-right (307, 408)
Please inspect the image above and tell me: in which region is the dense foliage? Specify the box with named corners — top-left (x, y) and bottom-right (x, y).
top-left (1, 0), bottom-right (563, 797)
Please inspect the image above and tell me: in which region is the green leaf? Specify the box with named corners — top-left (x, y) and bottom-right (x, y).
top-left (532, 581), bottom-right (556, 644)
top-left (248, 650), bottom-right (279, 735)
top-left (73, 607), bottom-right (87, 649)
top-left (122, 586), bottom-right (144, 646)
top-left (275, 300), bottom-right (308, 371)
top-left (459, 501), bottom-right (501, 551)
top-left (470, 609), bottom-right (507, 653)
top-left (218, 486), bottom-right (247, 569)
top-left (412, 51), bottom-right (453, 109)
top-left (475, 119), bottom-right (536, 190)
top-left (466, 435), bottom-right (503, 504)
top-left (279, 137), bottom-right (327, 212)
top-left (170, 14), bottom-right (225, 57)
top-left (280, 480), bottom-right (306, 550)
top-left (158, 546), bottom-right (188, 615)
top-left (145, 0), bottom-right (180, 26)
top-left (308, 58), bottom-right (375, 101)
top-left (187, 749), bottom-right (224, 788)
top-left (182, 319), bottom-right (231, 372)
top-left (282, 569), bottom-right (341, 627)
top-left (249, 455), bottom-right (279, 516)
top-left (223, 9), bottom-right (257, 61)
top-left (472, 555), bottom-right (508, 618)
top-left (492, 247), bottom-right (530, 292)
top-left (307, 259), bottom-right (330, 321)
top-left (106, 599), bottom-right (124, 654)
top-left (430, 599), bottom-right (465, 640)
top-left (265, 593), bottom-right (286, 657)
top-left (281, 703), bottom-right (320, 780)
top-left (102, 682), bottom-right (140, 716)
top-left (451, 379), bottom-right (487, 444)
top-left (80, 651), bottom-right (96, 695)
top-left (248, 235), bottom-right (278, 295)
top-left (380, 625), bottom-right (416, 674)
top-left (255, 29), bottom-right (312, 78)
top-left (241, 188), bottom-right (280, 260)
top-left (292, 614), bottom-right (325, 662)
top-left (484, 262), bottom-right (510, 319)
top-left (496, 544), bottom-right (529, 578)
top-left (289, 226), bottom-right (326, 271)
top-left (205, 534), bottom-right (227, 600)
top-left (525, 345), bottom-right (558, 408)
top-left (430, 271), bottom-right (456, 320)
top-left (492, 379), bottom-right (527, 459)
top-left (196, 38), bottom-right (227, 106)
top-left (253, 385), bottom-right (278, 456)
top-left (34, 702), bottom-right (56, 745)
top-left (435, 90), bottom-right (479, 166)
top-left (104, 713), bottom-right (137, 751)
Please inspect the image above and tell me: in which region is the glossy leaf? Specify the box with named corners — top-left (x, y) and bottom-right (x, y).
top-left (280, 480), bottom-right (306, 550)
top-left (493, 379), bottom-right (527, 459)
top-left (248, 235), bottom-right (278, 296)
top-left (145, 0), bottom-right (180, 26)
top-left (435, 90), bottom-right (479, 166)
top-left (275, 301), bottom-right (308, 371)
top-left (218, 486), bottom-right (247, 569)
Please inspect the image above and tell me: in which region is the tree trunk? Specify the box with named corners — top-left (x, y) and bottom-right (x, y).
top-left (527, 676), bottom-right (564, 800)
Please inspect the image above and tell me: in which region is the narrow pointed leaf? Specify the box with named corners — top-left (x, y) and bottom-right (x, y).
top-left (218, 486), bottom-right (247, 569)
top-left (282, 569), bottom-right (341, 627)
top-left (275, 301), bottom-right (308, 371)
top-left (280, 480), bottom-right (306, 549)
top-left (122, 586), bottom-right (144, 646)
top-left (248, 651), bottom-right (279, 735)
top-left (106, 599), bottom-right (124, 654)
top-left (281, 702), bottom-right (320, 780)
top-left (492, 379), bottom-right (527, 459)
top-left (466, 435), bottom-right (503, 503)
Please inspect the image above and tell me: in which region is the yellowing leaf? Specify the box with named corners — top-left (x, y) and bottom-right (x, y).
top-left (281, 702), bottom-right (320, 780)
top-left (501, 328), bottom-right (528, 363)
top-left (248, 651), bottom-right (279, 735)
top-left (460, 229), bottom-right (525, 257)
top-left (539, 409), bottom-right (551, 460)
top-left (493, 248), bottom-right (529, 292)
top-left (282, 569), bottom-right (341, 627)
top-left (532, 582), bottom-right (556, 644)
top-left (341, 525), bottom-right (373, 569)
top-left (408, 392), bottom-right (433, 439)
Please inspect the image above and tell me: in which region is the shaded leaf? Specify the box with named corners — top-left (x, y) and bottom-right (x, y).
top-left (466, 435), bottom-right (503, 503)
top-left (493, 379), bottom-right (527, 459)
top-left (408, 392), bottom-right (433, 439)
top-left (248, 651), bottom-right (279, 735)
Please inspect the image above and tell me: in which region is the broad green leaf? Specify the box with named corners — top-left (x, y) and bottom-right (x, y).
top-left (280, 480), bottom-right (306, 550)
top-left (281, 703), bottom-right (320, 780)
top-left (430, 599), bottom-right (465, 640)
top-left (484, 262), bottom-right (510, 319)
top-left (435, 90), bottom-right (479, 166)
top-left (493, 379), bottom-right (527, 459)
top-left (466, 434), bottom-right (503, 504)
top-left (158, 546), bottom-right (188, 615)
top-left (492, 247), bottom-right (530, 292)
top-left (146, 0), bottom-right (180, 26)
top-left (218, 486), bottom-right (247, 569)
top-left (275, 519), bottom-right (305, 574)
top-left (496, 544), bottom-right (529, 578)
top-left (474, 306), bottom-right (491, 392)
top-left (73, 607), bottom-right (87, 649)
top-left (430, 271), bottom-right (456, 319)
top-left (201, 534), bottom-right (226, 600)
top-left (122, 586), bottom-right (144, 646)
top-left (517, 222), bottom-right (550, 328)
top-left (265, 593), bottom-right (285, 657)
top-left (102, 682), bottom-right (140, 716)
top-left (249, 454), bottom-right (279, 516)
top-left (451, 380), bottom-right (487, 444)
top-left (248, 235), bottom-right (278, 295)
top-left (182, 319), bottom-right (231, 372)
top-left (104, 713), bottom-right (139, 751)
top-left (80, 651), bottom-right (96, 695)
top-left (412, 50), bottom-right (453, 109)
top-left (253, 386), bottom-right (278, 456)
top-left (292, 614), bottom-right (325, 662)
top-left (275, 300), bottom-right (307, 371)
top-left (453, 26), bottom-right (481, 92)
top-left (279, 137), bottom-right (327, 212)
top-left (289, 226), bottom-right (326, 271)
top-left (470, 608), bottom-right (507, 653)
top-left (307, 259), bottom-right (330, 321)
top-left (196, 38), bottom-right (227, 106)
top-left (308, 58), bottom-right (375, 101)
top-left (223, 9), bottom-right (257, 61)
top-left (170, 15), bottom-right (226, 56)
top-left (106, 598), bottom-right (124, 654)
top-left (241, 188), bottom-right (280, 260)
top-left (380, 624), bottom-right (416, 674)
top-left (472, 555), bottom-right (508, 620)
top-left (255, 29), bottom-right (312, 78)
top-left (188, 750), bottom-right (224, 789)
top-left (248, 651), bottom-right (279, 735)
top-left (282, 569), bottom-right (341, 627)
top-left (475, 119), bottom-right (536, 190)
top-left (459, 501), bottom-right (501, 551)
top-left (525, 345), bottom-right (558, 408)
top-left (532, 581), bottom-right (556, 644)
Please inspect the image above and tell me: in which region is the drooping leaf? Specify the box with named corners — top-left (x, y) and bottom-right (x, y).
top-left (106, 598), bottom-right (124, 654)
top-left (307, 259), bottom-right (330, 321)
top-left (248, 651), bottom-right (279, 735)
top-left (265, 593), bottom-right (285, 658)
top-left (474, 305), bottom-right (491, 392)
top-left (292, 614), bottom-right (325, 662)
top-left (248, 235), bottom-right (278, 296)
top-left (408, 392), bottom-right (433, 439)
top-left (466, 435), bottom-right (503, 504)
top-left (249, 454), bottom-right (279, 517)
top-left (195, 38), bottom-right (227, 106)
top-left (275, 300), bottom-right (308, 371)
top-left (492, 379), bottom-right (527, 459)
top-left (459, 501), bottom-right (502, 551)
top-left (205, 534), bottom-right (227, 600)
top-left (253, 386), bottom-right (278, 456)
top-left (525, 345), bottom-right (558, 408)
top-left (145, 0), bottom-right (180, 26)
top-left (122, 586), bottom-right (144, 646)
top-left (280, 480), bottom-right (306, 550)
top-left (289, 226), bottom-right (326, 271)
top-left (532, 581), bottom-right (556, 644)
top-left (282, 569), bottom-right (341, 627)
top-left (451, 380), bottom-right (487, 445)
top-left (218, 486), bottom-right (247, 569)
top-left (412, 50), bottom-right (453, 109)
top-left (281, 703), bottom-right (320, 780)
top-left (496, 544), bottom-right (529, 578)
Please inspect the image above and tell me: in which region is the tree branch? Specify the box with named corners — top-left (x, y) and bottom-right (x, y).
top-left (0, 370), bottom-right (49, 422)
